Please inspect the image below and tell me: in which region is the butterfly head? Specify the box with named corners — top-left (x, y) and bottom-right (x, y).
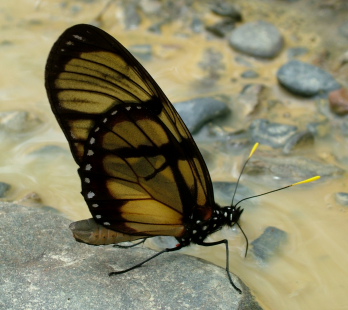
top-left (226, 206), bottom-right (244, 227)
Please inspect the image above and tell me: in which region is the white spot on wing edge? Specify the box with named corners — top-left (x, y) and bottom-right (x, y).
top-left (104, 222), bottom-right (111, 226)
top-left (95, 215), bottom-right (101, 219)
top-left (126, 106), bottom-right (131, 111)
top-left (90, 137), bottom-right (95, 144)
top-left (84, 178), bottom-right (90, 183)
top-left (92, 204), bottom-right (99, 208)
top-left (87, 191), bottom-right (95, 199)
top-left (85, 164), bottom-right (92, 171)
top-left (73, 34), bottom-right (84, 41)
top-left (87, 150), bottom-right (94, 156)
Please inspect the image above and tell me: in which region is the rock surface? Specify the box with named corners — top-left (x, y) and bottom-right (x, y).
top-left (1, 203), bottom-right (263, 310)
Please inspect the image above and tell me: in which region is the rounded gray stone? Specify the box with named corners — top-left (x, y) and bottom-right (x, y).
top-left (277, 60), bottom-right (341, 97)
top-left (229, 21), bottom-right (283, 58)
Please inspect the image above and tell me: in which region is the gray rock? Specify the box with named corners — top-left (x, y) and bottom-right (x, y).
top-left (241, 70), bottom-right (259, 79)
top-left (211, 3), bottom-right (242, 21)
top-left (335, 192), bottom-right (348, 206)
top-left (213, 181), bottom-right (254, 207)
top-left (191, 16), bottom-right (204, 33)
top-left (246, 155), bottom-right (344, 181)
top-left (0, 182), bottom-right (10, 198)
top-left (250, 119), bottom-right (298, 148)
top-left (339, 21), bottom-right (348, 39)
top-left (0, 110), bottom-right (41, 133)
top-left (238, 84), bottom-right (265, 115)
top-left (251, 226), bottom-right (288, 262)
top-left (277, 60), bottom-right (341, 97)
top-left (229, 21), bottom-right (284, 59)
top-left (174, 97), bottom-right (230, 134)
top-left (1, 203), bottom-right (263, 310)
top-left (282, 131), bottom-right (314, 154)
top-left (124, 1), bottom-right (142, 30)
top-left (129, 44), bottom-right (153, 61)
top-left (287, 47), bottom-right (308, 59)
top-left (206, 19), bottom-right (236, 38)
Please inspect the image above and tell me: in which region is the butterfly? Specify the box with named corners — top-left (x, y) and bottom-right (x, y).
top-left (45, 24), bottom-right (246, 293)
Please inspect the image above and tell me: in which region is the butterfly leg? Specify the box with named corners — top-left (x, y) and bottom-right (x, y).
top-left (196, 240), bottom-right (242, 294)
top-left (113, 238), bottom-right (148, 249)
top-left (109, 244), bottom-right (183, 276)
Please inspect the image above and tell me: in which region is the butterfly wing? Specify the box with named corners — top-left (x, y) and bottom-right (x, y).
top-left (45, 24), bottom-right (214, 243)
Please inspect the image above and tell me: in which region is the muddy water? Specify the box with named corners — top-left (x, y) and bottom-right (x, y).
top-left (1, 1), bottom-right (348, 309)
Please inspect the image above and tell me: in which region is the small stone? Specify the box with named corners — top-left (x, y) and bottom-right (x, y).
top-left (0, 110), bottom-right (41, 133)
top-left (124, 1), bottom-right (142, 30)
top-left (251, 226), bottom-right (288, 262)
top-left (240, 70), bottom-right (259, 79)
top-left (238, 84), bottom-right (265, 115)
top-left (335, 192), bottom-right (348, 206)
top-left (175, 97), bottom-right (230, 134)
top-left (211, 3), bottom-right (242, 21)
top-left (246, 155), bottom-right (344, 180)
top-left (213, 181), bottom-right (254, 207)
top-left (206, 19), bottom-right (236, 38)
top-left (329, 88), bottom-right (348, 115)
top-left (0, 182), bottom-right (11, 198)
top-left (250, 119), bottom-right (298, 148)
top-left (282, 131), bottom-right (314, 154)
top-left (339, 21), bottom-right (348, 39)
top-left (128, 44), bottom-right (153, 61)
top-left (229, 21), bottom-right (283, 59)
top-left (277, 60), bottom-right (341, 97)
top-left (287, 47), bottom-right (308, 59)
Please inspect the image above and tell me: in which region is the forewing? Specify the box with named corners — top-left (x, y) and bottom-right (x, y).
top-left (45, 24), bottom-right (214, 235)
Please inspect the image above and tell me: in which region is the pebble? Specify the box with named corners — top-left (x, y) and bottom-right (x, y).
top-left (210, 2), bottom-right (242, 21)
top-left (0, 182), bottom-right (11, 198)
top-left (329, 88), bottom-right (348, 115)
top-left (335, 192), bottom-right (348, 206)
top-left (240, 70), bottom-right (259, 79)
top-left (282, 131), bottom-right (314, 154)
top-left (238, 84), bottom-right (265, 115)
top-left (129, 44), bottom-right (153, 61)
top-left (213, 181), bottom-right (254, 207)
top-left (229, 21), bottom-right (284, 59)
top-left (247, 155), bottom-right (344, 180)
top-left (277, 60), bottom-right (341, 97)
top-left (339, 21), bottom-right (348, 39)
top-left (174, 97), bottom-right (230, 134)
top-left (206, 19), bottom-right (236, 38)
top-left (251, 226), bottom-right (288, 262)
top-left (124, 1), bottom-right (142, 30)
top-left (287, 46), bottom-right (308, 59)
top-left (250, 119), bottom-right (298, 148)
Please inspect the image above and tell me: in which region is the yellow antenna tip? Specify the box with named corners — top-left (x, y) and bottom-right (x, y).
top-left (248, 142), bottom-right (259, 158)
top-left (291, 176), bottom-right (321, 187)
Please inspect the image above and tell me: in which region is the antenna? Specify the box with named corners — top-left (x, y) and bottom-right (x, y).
top-left (235, 176), bottom-right (321, 208)
top-left (231, 142), bottom-right (259, 207)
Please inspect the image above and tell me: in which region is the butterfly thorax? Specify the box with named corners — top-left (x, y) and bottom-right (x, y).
top-left (177, 205), bottom-right (244, 246)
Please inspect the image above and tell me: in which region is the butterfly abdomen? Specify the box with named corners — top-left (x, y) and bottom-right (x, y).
top-left (69, 218), bottom-right (146, 245)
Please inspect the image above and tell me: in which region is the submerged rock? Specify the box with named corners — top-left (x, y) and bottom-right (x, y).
top-left (251, 226), bottom-right (288, 262)
top-left (250, 119), bottom-right (298, 148)
top-left (335, 192), bottom-right (348, 206)
top-left (0, 182), bottom-right (11, 198)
